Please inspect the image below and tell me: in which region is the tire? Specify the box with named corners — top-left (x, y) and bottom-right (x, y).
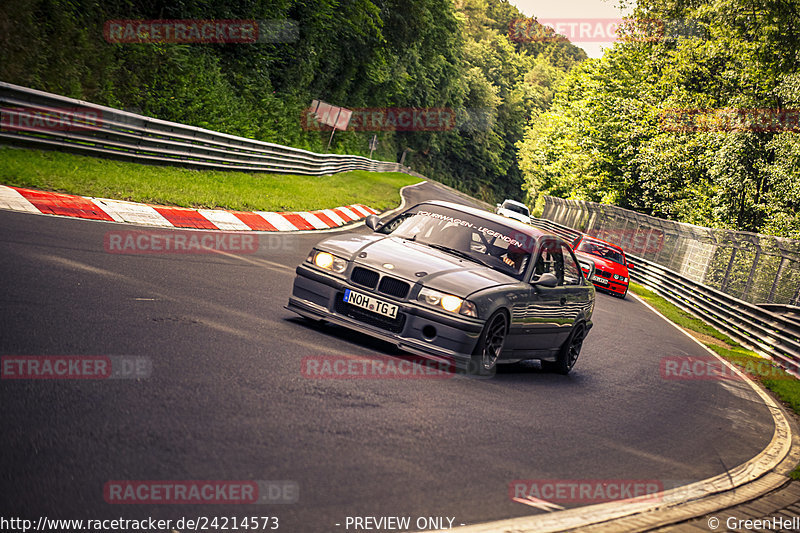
top-left (469, 311), bottom-right (507, 376)
top-left (542, 322), bottom-right (586, 375)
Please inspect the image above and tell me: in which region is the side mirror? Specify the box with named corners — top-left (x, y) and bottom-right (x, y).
top-left (532, 272), bottom-right (558, 288)
top-left (364, 214), bottom-right (382, 231)
top-left (627, 263), bottom-right (635, 270)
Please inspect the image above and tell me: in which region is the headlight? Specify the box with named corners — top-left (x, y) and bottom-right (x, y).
top-left (441, 295), bottom-right (462, 312)
top-left (613, 274), bottom-right (628, 282)
top-left (418, 288), bottom-right (477, 317)
top-left (307, 250), bottom-right (347, 273)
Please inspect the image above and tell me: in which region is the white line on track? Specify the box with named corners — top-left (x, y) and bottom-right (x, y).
top-left (440, 293), bottom-right (794, 533)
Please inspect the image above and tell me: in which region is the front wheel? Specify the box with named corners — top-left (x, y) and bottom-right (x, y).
top-left (469, 311), bottom-right (507, 376)
top-left (543, 322), bottom-right (586, 375)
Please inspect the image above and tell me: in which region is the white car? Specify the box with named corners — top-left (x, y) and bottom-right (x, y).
top-left (495, 199), bottom-right (531, 224)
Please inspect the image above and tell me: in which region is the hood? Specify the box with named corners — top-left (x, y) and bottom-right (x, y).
top-left (314, 233), bottom-right (384, 257)
top-left (317, 234), bottom-right (518, 298)
top-left (575, 251), bottom-right (628, 275)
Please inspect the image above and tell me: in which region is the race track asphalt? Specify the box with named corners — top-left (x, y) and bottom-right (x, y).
top-left (0, 181), bottom-right (774, 531)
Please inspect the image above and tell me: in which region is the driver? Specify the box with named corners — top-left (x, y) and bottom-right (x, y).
top-left (501, 243), bottom-right (529, 273)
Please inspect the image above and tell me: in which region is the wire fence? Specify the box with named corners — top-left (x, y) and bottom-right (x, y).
top-left (542, 196), bottom-right (800, 306)
top-left (529, 216), bottom-right (800, 375)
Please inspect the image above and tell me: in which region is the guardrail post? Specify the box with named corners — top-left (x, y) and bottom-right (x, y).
top-left (720, 247), bottom-right (738, 293)
top-left (768, 257), bottom-right (787, 303)
top-left (743, 247), bottom-right (761, 299)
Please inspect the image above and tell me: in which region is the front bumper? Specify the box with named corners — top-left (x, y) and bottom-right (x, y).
top-left (591, 277), bottom-right (628, 295)
top-left (286, 264), bottom-right (484, 370)
top-left (581, 268), bottom-right (627, 295)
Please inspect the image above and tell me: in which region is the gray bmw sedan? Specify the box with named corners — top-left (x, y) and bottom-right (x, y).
top-left (287, 200), bottom-right (595, 375)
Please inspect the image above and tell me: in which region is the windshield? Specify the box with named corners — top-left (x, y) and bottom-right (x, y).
top-left (502, 201), bottom-right (530, 216)
top-left (381, 206), bottom-right (535, 279)
top-left (577, 239), bottom-right (626, 265)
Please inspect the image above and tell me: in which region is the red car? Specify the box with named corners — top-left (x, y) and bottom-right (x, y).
top-left (572, 235), bottom-right (634, 298)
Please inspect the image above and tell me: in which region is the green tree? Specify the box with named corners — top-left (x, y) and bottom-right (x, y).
top-left (518, 0), bottom-right (800, 237)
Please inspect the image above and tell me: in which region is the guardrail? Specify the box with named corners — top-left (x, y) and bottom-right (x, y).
top-left (5, 81), bottom-right (796, 374)
top-left (758, 303), bottom-right (800, 316)
top-left (0, 81), bottom-right (406, 176)
top-left (542, 195), bottom-right (800, 307)
top-left (530, 216), bottom-right (800, 377)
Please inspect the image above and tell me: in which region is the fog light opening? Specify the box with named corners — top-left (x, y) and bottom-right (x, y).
top-left (422, 325), bottom-right (437, 341)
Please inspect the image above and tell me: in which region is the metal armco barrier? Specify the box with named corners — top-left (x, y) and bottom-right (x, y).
top-left (542, 195), bottom-right (800, 306)
top-left (0, 81), bottom-right (406, 176)
top-left (530, 216), bottom-right (800, 377)
top-left (4, 80), bottom-right (797, 375)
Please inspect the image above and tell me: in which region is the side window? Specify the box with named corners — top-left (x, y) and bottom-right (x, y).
top-left (531, 239), bottom-right (564, 284)
top-left (379, 213), bottom-right (413, 233)
top-left (561, 244), bottom-right (582, 286)
top-left (494, 237), bottom-right (529, 275)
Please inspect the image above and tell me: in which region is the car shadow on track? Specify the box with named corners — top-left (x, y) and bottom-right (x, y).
top-left (286, 316), bottom-right (408, 355)
top-left (492, 360), bottom-right (590, 385)
top-left (286, 316), bottom-right (589, 386)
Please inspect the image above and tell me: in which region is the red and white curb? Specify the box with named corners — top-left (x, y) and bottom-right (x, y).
top-left (0, 185), bottom-right (378, 231)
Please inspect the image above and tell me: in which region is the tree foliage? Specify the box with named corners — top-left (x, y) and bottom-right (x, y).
top-left (518, 0), bottom-right (800, 237)
top-left (0, 0), bottom-right (585, 204)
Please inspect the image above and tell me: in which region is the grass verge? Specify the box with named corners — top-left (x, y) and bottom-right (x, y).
top-left (630, 282), bottom-right (800, 479)
top-left (0, 146), bottom-right (421, 212)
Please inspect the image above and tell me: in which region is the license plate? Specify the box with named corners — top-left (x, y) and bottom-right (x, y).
top-left (344, 289), bottom-right (399, 319)
top-left (591, 275), bottom-right (609, 285)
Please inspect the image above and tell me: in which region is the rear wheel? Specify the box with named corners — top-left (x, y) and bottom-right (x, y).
top-left (542, 322), bottom-right (586, 375)
top-left (469, 311), bottom-right (507, 376)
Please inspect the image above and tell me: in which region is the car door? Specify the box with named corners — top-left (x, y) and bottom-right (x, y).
top-left (508, 238), bottom-right (567, 357)
top-left (553, 241), bottom-right (586, 344)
